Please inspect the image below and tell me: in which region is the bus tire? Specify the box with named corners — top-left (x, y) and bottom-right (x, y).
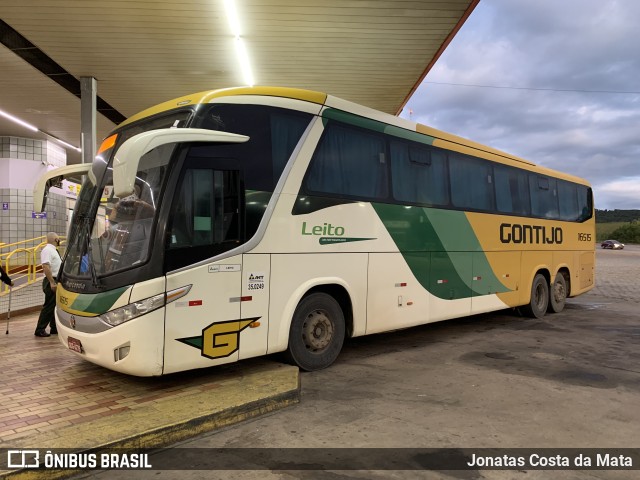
top-left (548, 272), bottom-right (567, 313)
top-left (286, 292), bottom-right (345, 372)
top-left (522, 273), bottom-right (549, 319)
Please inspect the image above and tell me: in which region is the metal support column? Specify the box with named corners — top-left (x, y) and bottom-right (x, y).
top-left (80, 77), bottom-right (97, 164)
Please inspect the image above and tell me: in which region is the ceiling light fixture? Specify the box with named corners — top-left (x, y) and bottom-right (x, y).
top-left (0, 108), bottom-right (38, 132)
top-left (235, 38), bottom-right (255, 87)
top-left (44, 134), bottom-right (82, 153)
top-left (223, 0), bottom-right (255, 87)
top-left (0, 108), bottom-right (82, 151)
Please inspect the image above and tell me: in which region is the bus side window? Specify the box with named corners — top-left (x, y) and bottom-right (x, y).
top-left (305, 122), bottom-right (388, 200)
top-left (390, 140), bottom-right (449, 206)
top-left (530, 174), bottom-right (559, 219)
top-left (449, 152), bottom-right (495, 211)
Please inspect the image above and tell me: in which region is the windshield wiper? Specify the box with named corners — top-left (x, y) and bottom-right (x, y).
top-left (82, 217), bottom-right (101, 289)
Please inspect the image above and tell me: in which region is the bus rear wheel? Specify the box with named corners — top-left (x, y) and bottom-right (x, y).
top-left (286, 292), bottom-right (345, 371)
top-left (522, 273), bottom-right (549, 319)
top-left (548, 272), bottom-right (567, 313)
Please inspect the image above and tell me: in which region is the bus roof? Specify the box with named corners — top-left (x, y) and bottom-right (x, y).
top-left (115, 86), bottom-right (590, 187)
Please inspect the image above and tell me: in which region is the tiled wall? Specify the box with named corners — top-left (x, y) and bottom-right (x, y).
top-left (0, 136), bottom-right (66, 167)
top-left (0, 189), bottom-right (67, 245)
top-left (0, 136), bottom-right (68, 314)
top-left (0, 136), bottom-right (68, 245)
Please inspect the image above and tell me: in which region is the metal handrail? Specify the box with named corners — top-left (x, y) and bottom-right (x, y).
top-left (0, 237), bottom-right (66, 295)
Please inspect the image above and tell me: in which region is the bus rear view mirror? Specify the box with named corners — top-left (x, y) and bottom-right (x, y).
top-left (33, 163), bottom-right (92, 212)
top-left (111, 128), bottom-right (249, 198)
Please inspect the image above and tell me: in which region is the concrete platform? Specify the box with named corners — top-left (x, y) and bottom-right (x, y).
top-left (0, 312), bottom-right (300, 477)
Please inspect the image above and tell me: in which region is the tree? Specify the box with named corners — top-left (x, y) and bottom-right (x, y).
top-left (609, 223), bottom-right (640, 244)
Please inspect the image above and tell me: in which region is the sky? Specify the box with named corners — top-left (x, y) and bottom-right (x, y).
top-left (401, 0), bottom-right (640, 210)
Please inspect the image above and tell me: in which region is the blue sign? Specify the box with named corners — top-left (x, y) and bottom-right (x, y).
top-left (2, 203), bottom-right (8, 210)
top-left (32, 211), bottom-right (47, 219)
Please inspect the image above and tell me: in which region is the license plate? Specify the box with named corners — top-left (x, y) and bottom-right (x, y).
top-left (68, 336), bottom-right (83, 353)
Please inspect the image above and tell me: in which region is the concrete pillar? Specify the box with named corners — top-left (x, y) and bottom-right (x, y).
top-left (80, 77), bottom-right (97, 164)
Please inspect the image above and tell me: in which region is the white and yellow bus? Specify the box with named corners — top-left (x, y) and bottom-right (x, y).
top-left (35, 87), bottom-right (595, 376)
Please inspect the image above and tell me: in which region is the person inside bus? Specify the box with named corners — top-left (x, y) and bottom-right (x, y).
top-left (34, 232), bottom-right (62, 337)
top-left (0, 264), bottom-right (14, 287)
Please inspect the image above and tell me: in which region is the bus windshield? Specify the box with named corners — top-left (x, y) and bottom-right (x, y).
top-left (63, 111), bottom-right (191, 279)
top-left (64, 144), bottom-right (173, 278)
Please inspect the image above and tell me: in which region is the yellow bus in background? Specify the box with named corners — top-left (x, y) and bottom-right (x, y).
top-left (35, 87), bottom-right (595, 376)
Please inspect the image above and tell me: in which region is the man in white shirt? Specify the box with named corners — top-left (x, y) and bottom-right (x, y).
top-left (34, 232), bottom-right (62, 337)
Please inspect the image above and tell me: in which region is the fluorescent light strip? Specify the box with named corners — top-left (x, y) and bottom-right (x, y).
top-left (235, 37), bottom-right (254, 87)
top-left (0, 108), bottom-right (81, 151)
top-left (44, 134), bottom-right (82, 152)
top-left (224, 0), bottom-right (242, 36)
top-left (224, 0), bottom-right (255, 87)
top-left (0, 108), bottom-right (38, 132)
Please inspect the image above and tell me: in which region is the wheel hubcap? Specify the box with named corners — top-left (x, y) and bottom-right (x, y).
top-left (302, 309), bottom-right (334, 352)
top-left (553, 282), bottom-right (565, 303)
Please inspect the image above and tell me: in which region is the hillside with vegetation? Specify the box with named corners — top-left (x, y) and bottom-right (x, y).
top-left (595, 209), bottom-right (640, 223)
top-left (595, 209), bottom-right (640, 243)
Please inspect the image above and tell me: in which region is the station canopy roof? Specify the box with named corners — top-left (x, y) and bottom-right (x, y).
top-left (0, 0), bottom-right (478, 164)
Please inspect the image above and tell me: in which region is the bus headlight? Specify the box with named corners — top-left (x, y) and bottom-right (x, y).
top-left (100, 285), bottom-right (191, 327)
top-left (101, 293), bottom-right (165, 326)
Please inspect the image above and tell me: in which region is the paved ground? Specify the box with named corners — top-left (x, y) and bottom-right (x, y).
top-left (589, 244), bottom-right (640, 303)
top-left (0, 318), bottom-right (298, 448)
top-left (72, 245), bottom-right (640, 480)
top-left (1, 246), bottom-right (638, 479)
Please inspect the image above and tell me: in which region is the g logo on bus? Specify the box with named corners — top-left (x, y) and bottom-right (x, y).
top-left (70, 315), bottom-right (76, 329)
top-left (177, 317), bottom-right (260, 359)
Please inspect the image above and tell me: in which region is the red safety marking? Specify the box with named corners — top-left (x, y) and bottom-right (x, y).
top-left (240, 296), bottom-right (253, 302)
top-left (189, 300), bottom-right (203, 306)
top-left (395, 282), bottom-right (407, 287)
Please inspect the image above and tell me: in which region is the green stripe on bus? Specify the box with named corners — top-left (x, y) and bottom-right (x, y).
top-left (321, 109), bottom-right (435, 145)
top-left (372, 204), bottom-right (509, 299)
top-left (71, 287), bottom-right (129, 314)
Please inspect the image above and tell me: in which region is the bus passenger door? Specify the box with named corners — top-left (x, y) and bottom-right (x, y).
top-left (162, 157), bottom-right (245, 374)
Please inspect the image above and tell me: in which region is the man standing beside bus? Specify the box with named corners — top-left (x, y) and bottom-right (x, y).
top-left (34, 232), bottom-right (61, 337)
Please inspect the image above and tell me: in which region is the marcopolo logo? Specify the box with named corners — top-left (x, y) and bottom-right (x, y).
top-left (500, 223), bottom-right (563, 245)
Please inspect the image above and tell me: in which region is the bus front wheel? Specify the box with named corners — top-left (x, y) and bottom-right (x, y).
top-left (286, 292), bottom-right (345, 371)
top-left (548, 272), bottom-right (567, 313)
top-left (523, 273), bottom-right (549, 319)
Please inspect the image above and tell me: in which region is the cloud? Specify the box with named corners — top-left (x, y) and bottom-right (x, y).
top-left (403, 0), bottom-right (640, 209)
top-left (598, 177), bottom-right (640, 209)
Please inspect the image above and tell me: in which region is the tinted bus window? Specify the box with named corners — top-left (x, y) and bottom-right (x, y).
top-left (197, 104), bottom-right (312, 191)
top-left (530, 175), bottom-right (559, 219)
top-left (306, 123), bottom-right (387, 199)
top-left (558, 180), bottom-right (582, 221)
top-left (494, 164), bottom-right (530, 216)
top-left (390, 140), bottom-right (448, 206)
top-left (449, 153), bottom-right (494, 211)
